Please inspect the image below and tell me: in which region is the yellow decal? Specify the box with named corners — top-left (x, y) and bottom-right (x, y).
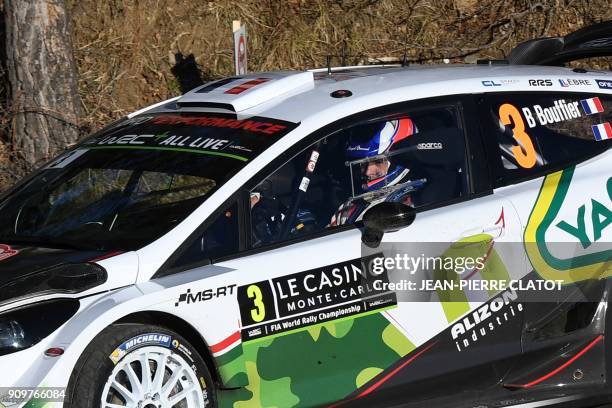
top-left (524, 168), bottom-right (612, 283)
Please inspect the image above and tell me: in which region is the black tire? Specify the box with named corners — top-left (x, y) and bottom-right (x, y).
top-left (65, 323), bottom-right (216, 408)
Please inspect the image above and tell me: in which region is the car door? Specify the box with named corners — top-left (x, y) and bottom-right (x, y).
top-left (348, 98), bottom-right (527, 406)
top-left (161, 96), bottom-right (527, 408)
top-left (475, 90), bottom-right (612, 393)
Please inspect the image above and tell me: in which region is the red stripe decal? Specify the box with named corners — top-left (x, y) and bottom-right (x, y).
top-left (225, 78), bottom-right (271, 94)
top-left (89, 251), bottom-right (123, 263)
top-left (210, 331), bottom-right (241, 353)
top-left (358, 341), bottom-right (437, 398)
top-left (604, 122), bottom-right (612, 138)
top-left (593, 97), bottom-right (604, 112)
top-left (505, 335), bottom-right (603, 389)
top-left (495, 206), bottom-right (506, 229)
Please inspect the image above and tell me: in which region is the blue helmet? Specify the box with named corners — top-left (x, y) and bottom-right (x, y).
top-left (346, 118), bottom-right (416, 192)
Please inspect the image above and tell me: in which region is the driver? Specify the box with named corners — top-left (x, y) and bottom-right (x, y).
top-left (329, 117), bottom-right (424, 226)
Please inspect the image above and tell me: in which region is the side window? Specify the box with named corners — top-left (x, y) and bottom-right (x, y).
top-left (485, 93), bottom-right (611, 184)
top-left (249, 105), bottom-right (469, 247)
top-left (171, 202), bottom-right (239, 268)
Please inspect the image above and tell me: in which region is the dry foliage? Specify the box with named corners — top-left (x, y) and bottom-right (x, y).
top-left (1, 0), bottom-right (611, 190)
top-left (66, 0), bottom-right (612, 132)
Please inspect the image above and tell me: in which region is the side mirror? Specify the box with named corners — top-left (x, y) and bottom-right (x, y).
top-left (361, 202), bottom-right (416, 248)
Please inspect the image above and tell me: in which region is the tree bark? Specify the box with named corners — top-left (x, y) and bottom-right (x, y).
top-left (5, 0), bottom-right (81, 170)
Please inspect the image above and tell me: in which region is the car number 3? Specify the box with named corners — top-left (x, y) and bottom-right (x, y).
top-left (247, 284), bottom-right (266, 322)
top-left (499, 103), bottom-right (537, 169)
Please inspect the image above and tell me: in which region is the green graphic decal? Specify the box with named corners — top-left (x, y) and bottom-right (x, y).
top-left (90, 145), bottom-right (249, 161)
top-left (525, 168), bottom-right (612, 283)
top-left (217, 344), bottom-right (248, 388)
top-left (218, 313), bottom-right (414, 408)
top-left (356, 367), bottom-right (384, 388)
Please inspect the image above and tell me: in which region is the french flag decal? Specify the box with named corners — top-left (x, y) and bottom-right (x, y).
top-left (580, 97), bottom-right (604, 115)
top-left (592, 122), bottom-right (612, 141)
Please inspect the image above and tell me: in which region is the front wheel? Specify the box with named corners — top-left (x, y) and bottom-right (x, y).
top-left (66, 323), bottom-right (215, 408)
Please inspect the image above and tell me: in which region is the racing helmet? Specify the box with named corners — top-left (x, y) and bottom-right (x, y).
top-left (345, 118), bottom-right (417, 193)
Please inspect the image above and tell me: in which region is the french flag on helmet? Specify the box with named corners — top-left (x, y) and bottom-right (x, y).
top-left (346, 118), bottom-right (416, 159)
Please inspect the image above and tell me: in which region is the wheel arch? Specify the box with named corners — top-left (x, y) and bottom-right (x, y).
top-left (115, 310), bottom-right (223, 387)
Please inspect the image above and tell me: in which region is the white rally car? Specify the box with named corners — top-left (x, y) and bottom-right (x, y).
top-left (0, 22), bottom-right (611, 408)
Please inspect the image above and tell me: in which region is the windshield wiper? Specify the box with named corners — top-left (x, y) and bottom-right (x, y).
top-left (0, 235), bottom-right (102, 252)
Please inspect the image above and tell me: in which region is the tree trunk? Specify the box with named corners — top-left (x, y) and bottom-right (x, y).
top-left (5, 0), bottom-right (81, 170)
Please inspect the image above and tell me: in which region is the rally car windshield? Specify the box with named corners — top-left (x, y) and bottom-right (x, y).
top-left (0, 113), bottom-right (296, 251)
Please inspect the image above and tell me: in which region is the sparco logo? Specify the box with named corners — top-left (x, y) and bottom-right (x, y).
top-left (528, 79), bottom-right (553, 87)
top-left (451, 288), bottom-right (523, 352)
top-left (417, 142), bottom-right (443, 150)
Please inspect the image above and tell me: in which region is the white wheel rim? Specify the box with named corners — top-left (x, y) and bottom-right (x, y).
top-left (101, 346), bottom-right (204, 408)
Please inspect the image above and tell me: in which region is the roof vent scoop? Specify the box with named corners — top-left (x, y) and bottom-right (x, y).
top-left (176, 71), bottom-right (314, 112)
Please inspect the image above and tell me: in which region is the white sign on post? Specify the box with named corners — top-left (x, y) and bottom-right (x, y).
top-left (233, 20), bottom-right (247, 75)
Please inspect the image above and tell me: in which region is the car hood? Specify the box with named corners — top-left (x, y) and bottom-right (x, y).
top-left (0, 243), bottom-right (108, 304)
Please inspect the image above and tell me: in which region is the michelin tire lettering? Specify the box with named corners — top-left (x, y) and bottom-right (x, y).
top-left (109, 333), bottom-right (172, 364)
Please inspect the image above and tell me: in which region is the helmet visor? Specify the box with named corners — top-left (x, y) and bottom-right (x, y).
top-left (345, 147), bottom-right (409, 195)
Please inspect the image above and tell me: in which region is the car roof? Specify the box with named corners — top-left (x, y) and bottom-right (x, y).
top-left (143, 64), bottom-right (612, 124)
